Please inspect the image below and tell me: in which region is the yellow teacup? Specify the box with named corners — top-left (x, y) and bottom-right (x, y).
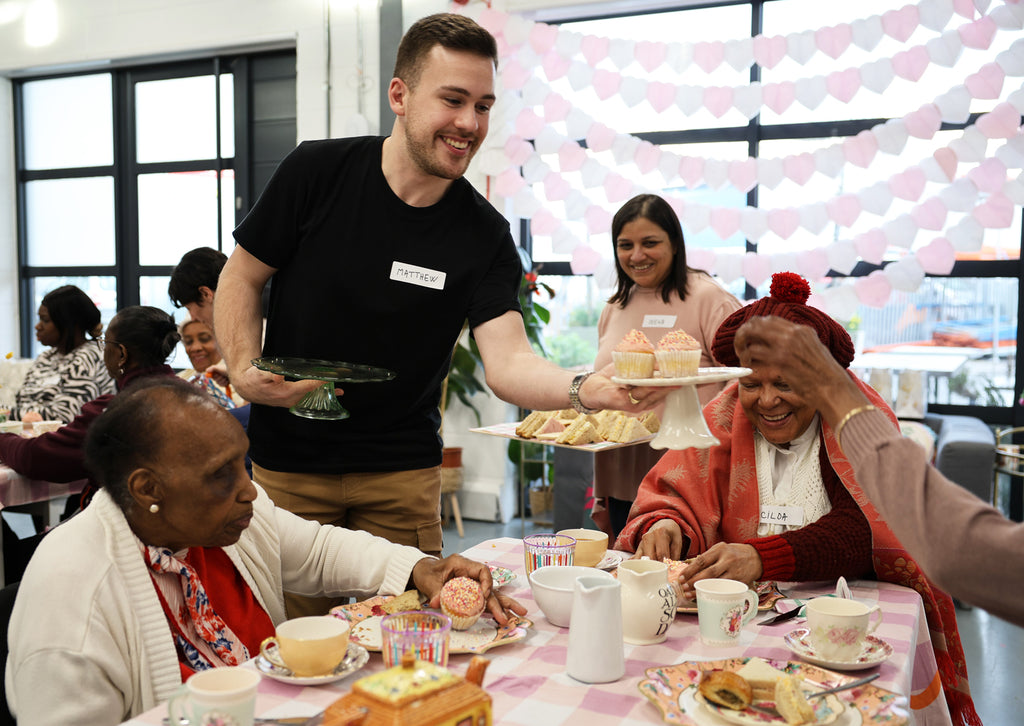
top-left (259, 616), bottom-right (350, 677)
top-left (557, 528), bottom-right (609, 568)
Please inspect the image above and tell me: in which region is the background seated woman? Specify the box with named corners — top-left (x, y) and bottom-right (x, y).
top-left (6, 378), bottom-right (523, 726)
top-left (9, 285), bottom-right (115, 423)
top-left (616, 272), bottom-right (977, 726)
top-left (177, 316), bottom-right (246, 409)
top-left (0, 306), bottom-right (180, 515)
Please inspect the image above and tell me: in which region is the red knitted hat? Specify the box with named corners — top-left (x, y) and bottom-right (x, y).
top-left (712, 272), bottom-right (855, 368)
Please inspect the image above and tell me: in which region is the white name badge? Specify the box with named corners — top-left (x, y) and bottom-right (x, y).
top-left (642, 314), bottom-right (677, 328)
top-left (390, 261), bottom-right (446, 290)
top-left (760, 505), bottom-right (805, 527)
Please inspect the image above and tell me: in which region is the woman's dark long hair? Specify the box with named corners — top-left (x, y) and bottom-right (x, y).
top-left (109, 306), bottom-right (181, 369)
top-left (41, 285), bottom-right (103, 354)
top-left (608, 194), bottom-right (691, 307)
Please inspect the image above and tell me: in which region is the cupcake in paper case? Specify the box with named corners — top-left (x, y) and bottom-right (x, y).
top-left (655, 329), bottom-right (702, 377)
top-left (612, 329), bottom-right (655, 379)
top-left (439, 576), bottom-right (486, 631)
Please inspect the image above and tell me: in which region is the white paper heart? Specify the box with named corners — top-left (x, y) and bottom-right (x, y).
top-left (659, 150), bottom-right (682, 183)
top-left (996, 43), bottom-right (1024, 76)
top-left (788, 29), bottom-right (818, 64)
top-left (940, 177), bottom-right (980, 210)
top-left (860, 58), bottom-right (895, 94)
top-left (676, 85), bottom-right (704, 116)
top-left (521, 155), bottom-right (550, 184)
top-left (670, 42), bottom-right (694, 71)
top-left (564, 107), bottom-right (592, 141)
top-left (619, 76), bottom-right (648, 108)
top-left (684, 203), bottom-right (711, 233)
top-left (851, 15), bottom-right (885, 51)
top-left (990, 2), bottom-right (1024, 30)
top-left (555, 29), bottom-right (582, 58)
top-left (919, 155), bottom-right (952, 183)
top-left (611, 134), bottom-right (641, 165)
top-left (565, 189), bottom-right (590, 218)
top-left (551, 225), bottom-right (581, 254)
top-left (521, 77), bottom-right (550, 107)
top-left (882, 213), bottom-right (919, 248)
top-left (579, 159), bottom-right (608, 190)
top-left (815, 145), bottom-right (846, 178)
top-left (995, 135), bottom-right (1024, 169)
top-left (502, 15), bottom-right (532, 48)
top-left (608, 38), bottom-right (637, 70)
top-left (884, 258), bottom-right (925, 293)
top-left (926, 31), bottom-right (964, 68)
top-left (476, 148), bottom-right (509, 177)
top-left (859, 182), bottom-right (894, 215)
top-left (800, 202), bottom-right (830, 233)
top-left (949, 127), bottom-right (989, 162)
top-left (704, 159), bottom-right (730, 189)
top-left (740, 207), bottom-right (770, 240)
top-left (1007, 88), bottom-right (1024, 114)
top-left (758, 157), bottom-right (786, 189)
top-left (566, 61), bottom-right (594, 92)
top-left (946, 216), bottom-right (984, 250)
top-left (713, 252), bottom-right (744, 283)
top-left (825, 240), bottom-right (859, 275)
top-left (533, 126), bottom-right (563, 155)
top-left (935, 86), bottom-right (972, 123)
top-left (513, 187), bottom-right (542, 218)
top-left (1002, 175), bottom-right (1024, 204)
top-left (874, 120), bottom-right (909, 154)
top-left (918, 0), bottom-right (955, 31)
top-left (795, 75), bottom-right (828, 110)
top-left (724, 38), bottom-right (754, 71)
top-left (820, 284), bottom-right (861, 320)
top-left (733, 84), bottom-right (764, 119)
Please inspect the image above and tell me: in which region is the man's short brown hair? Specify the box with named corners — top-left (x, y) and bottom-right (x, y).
top-left (393, 13), bottom-right (498, 89)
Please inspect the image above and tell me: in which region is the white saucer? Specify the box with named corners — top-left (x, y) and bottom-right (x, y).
top-left (596, 552), bottom-right (624, 571)
top-left (784, 627), bottom-right (893, 671)
top-left (256, 642), bottom-right (369, 685)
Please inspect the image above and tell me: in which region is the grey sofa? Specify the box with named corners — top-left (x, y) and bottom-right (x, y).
top-left (922, 413), bottom-right (997, 504)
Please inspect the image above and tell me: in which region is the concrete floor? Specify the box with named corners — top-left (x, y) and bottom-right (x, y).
top-left (445, 516), bottom-right (1023, 725)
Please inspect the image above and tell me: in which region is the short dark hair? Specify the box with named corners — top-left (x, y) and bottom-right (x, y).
top-left (85, 378), bottom-right (217, 512)
top-left (608, 194), bottom-right (691, 307)
top-left (40, 285), bottom-right (103, 354)
top-left (109, 306), bottom-right (181, 368)
top-left (168, 247), bottom-right (227, 308)
top-left (393, 13), bottom-right (498, 89)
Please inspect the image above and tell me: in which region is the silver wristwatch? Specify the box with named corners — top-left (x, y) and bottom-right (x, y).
top-left (569, 371), bottom-right (598, 414)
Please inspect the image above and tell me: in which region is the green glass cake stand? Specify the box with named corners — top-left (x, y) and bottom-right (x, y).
top-left (252, 357), bottom-right (396, 421)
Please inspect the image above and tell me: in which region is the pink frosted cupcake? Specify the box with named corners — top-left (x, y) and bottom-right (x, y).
top-left (439, 577), bottom-right (485, 631)
top-left (612, 329), bottom-right (655, 379)
top-left (655, 330), bottom-right (701, 377)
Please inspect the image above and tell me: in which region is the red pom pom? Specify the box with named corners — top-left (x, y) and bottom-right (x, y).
top-left (769, 272), bottom-right (810, 304)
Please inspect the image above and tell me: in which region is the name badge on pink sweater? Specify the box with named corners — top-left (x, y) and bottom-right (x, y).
top-left (760, 505), bottom-right (804, 527)
top-left (642, 314), bottom-right (676, 328)
top-left (390, 261), bottom-right (446, 290)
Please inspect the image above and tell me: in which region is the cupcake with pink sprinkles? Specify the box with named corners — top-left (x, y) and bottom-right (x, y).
top-left (439, 577), bottom-right (485, 630)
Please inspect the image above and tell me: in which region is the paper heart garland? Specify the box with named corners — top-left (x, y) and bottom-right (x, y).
top-left (854, 229), bottom-right (889, 263)
top-left (741, 208), bottom-right (770, 240)
top-left (611, 134), bottom-right (641, 166)
top-left (860, 58), bottom-right (895, 94)
top-left (918, 0), bottom-right (955, 31)
top-left (796, 247), bottom-right (832, 281)
top-left (704, 86), bottom-right (735, 118)
top-left (763, 81), bottom-right (797, 114)
top-left (889, 167), bottom-right (927, 201)
top-left (959, 15), bottom-right (998, 49)
top-left (784, 152), bottom-right (817, 185)
top-left (694, 41), bottom-right (725, 73)
top-left (635, 41), bottom-right (667, 73)
top-left (800, 202), bottom-right (830, 234)
top-left (965, 62), bottom-right (1006, 99)
top-left (580, 35), bottom-right (609, 66)
top-left (851, 15), bottom-right (885, 51)
top-left (724, 39), bottom-right (754, 71)
top-left (583, 205), bottom-right (612, 235)
top-left (543, 94), bottom-right (572, 123)
top-left (530, 209), bottom-right (560, 236)
top-left (884, 257), bottom-right (925, 292)
top-left (704, 159), bottom-right (730, 189)
top-left (911, 197), bottom-right (950, 229)
top-left (570, 244), bottom-right (603, 275)
top-left (529, 23), bottom-right (558, 55)
top-left (533, 126), bottom-right (563, 155)
top-left (768, 208), bottom-right (801, 238)
top-left (557, 141), bottom-right (588, 172)
top-left (592, 69), bottom-right (621, 101)
top-left (619, 77), bottom-right (648, 108)
top-left (728, 158), bottom-right (759, 193)
top-left (855, 271), bottom-right (893, 308)
top-left (892, 46), bottom-right (930, 82)
top-left (947, 216), bottom-right (985, 249)
top-left (972, 191), bottom-right (1015, 227)
top-left (827, 68), bottom-right (862, 103)
top-left (860, 182), bottom-right (895, 215)
top-left (542, 172), bottom-right (571, 201)
top-left (635, 141), bottom-right (662, 174)
top-left (976, 102), bottom-right (1022, 139)
top-left (710, 207), bottom-right (742, 239)
top-left (753, 34), bottom-right (788, 69)
top-left (915, 236), bottom-right (957, 273)
top-left (742, 253), bottom-right (773, 288)
top-left (882, 5), bottom-right (920, 42)
top-left (968, 157), bottom-right (1009, 192)
top-left (816, 24), bottom-right (853, 59)
top-left (926, 31), bottom-right (963, 68)
top-left (579, 159), bottom-right (607, 189)
top-left (608, 38), bottom-right (636, 70)
top-left (795, 75), bottom-right (828, 110)
top-left (883, 213), bottom-right (920, 248)
top-left (603, 172), bottom-right (635, 203)
top-left (647, 81), bottom-right (677, 113)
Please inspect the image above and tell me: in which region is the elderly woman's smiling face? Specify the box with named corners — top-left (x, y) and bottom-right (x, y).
top-left (737, 363), bottom-right (817, 445)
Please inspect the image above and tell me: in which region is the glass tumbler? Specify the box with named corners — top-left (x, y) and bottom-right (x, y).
top-left (523, 533), bottom-right (576, 575)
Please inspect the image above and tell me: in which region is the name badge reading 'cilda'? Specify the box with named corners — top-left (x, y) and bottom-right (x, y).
top-left (759, 505), bottom-right (805, 528)
top-left (390, 261), bottom-right (446, 290)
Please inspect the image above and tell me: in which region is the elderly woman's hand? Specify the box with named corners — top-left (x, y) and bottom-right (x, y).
top-left (676, 542), bottom-right (763, 600)
top-left (633, 518), bottom-right (685, 561)
top-left (411, 554), bottom-right (527, 626)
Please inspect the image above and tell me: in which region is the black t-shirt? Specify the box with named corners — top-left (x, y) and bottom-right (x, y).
top-left (234, 136), bottom-right (522, 474)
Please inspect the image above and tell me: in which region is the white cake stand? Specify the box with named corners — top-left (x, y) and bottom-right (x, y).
top-left (611, 367), bottom-right (751, 450)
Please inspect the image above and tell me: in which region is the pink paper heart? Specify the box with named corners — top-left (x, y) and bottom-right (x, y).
top-left (753, 34), bottom-right (788, 69)
top-left (911, 198), bottom-right (949, 230)
top-left (826, 193), bottom-right (862, 226)
top-left (543, 171), bottom-right (571, 201)
top-left (768, 208), bottom-right (801, 239)
top-left (542, 52), bottom-right (571, 82)
top-left (882, 6), bottom-right (920, 42)
top-left (972, 192), bottom-right (1014, 227)
top-left (965, 63), bottom-right (1006, 100)
top-left (889, 167), bottom-right (927, 201)
top-left (783, 152), bottom-right (816, 185)
top-left (500, 59), bottom-right (531, 91)
top-left (855, 271), bottom-right (893, 308)
top-left (603, 172), bottom-right (634, 203)
top-left (581, 35), bottom-right (610, 66)
top-left (892, 46), bottom-right (930, 82)
top-left (742, 253), bottom-right (773, 288)
top-left (953, 0), bottom-right (978, 19)
top-left (647, 81), bottom-right (677, 113)
top-left (904, 105), bottom-right (942, 139)
top-left (585, 122), bottom-right (617, 153)
top-left (763, 81), bottom-right (796, 114)
top-left (514, 109), bottom-right (544, 140)
top-left (679, 157), bottom-right (705, 188)
top-left (704, 86), bottom-right (735, 118)
top-left (635, 41), bottom-right (667, 73)
top-left (570, 244), bottom-right (603, 275)
top-left (688, 248), bottom-right (716, 274)
top-left (815, 23), bottom-right (853, 59)
top-left (634, 141), bottom-right (662, 174)
top-left (583, 205), bottom-right (612, 235)
top-left (728, 158), bottom-right (759, 193)
top-left (796, 247), bottom-right (831, 281)
top-left (543, 94), bottom-right (572, 123)
top-left (915, 237), bottom-right (956, 274)
top-left (504, 136), bottom-right (533, 166)
top-left (854, 229), bottom-right (888, 264)
top-left (529, 23), bottom-right (558, 55)
top-left (843, 130), bottom-right (879, 168)
top-left (530, 209), bottom-right (560, 236)
top-left (592, 69), bottom-right (622, 100)
top-left (826, 67), bottom-right (862, 103)
top-left (959, 16), bottom-right (998, 49)
top-left (968, 157), bottom-right (1008, 193)
top-left (694, 41), bottom-right (725, 73)
top-left (493, 168), bottom-right (526, 198)
top-left (477, 8), bottom-right (507, 36)
top-left (933, 147), bottom-right (959, 181)
top-left (975, 102), bottom-right (1022, 139)
top-left (557, 141), bottom-right (588, 172)
top-left (710, 207), bottom-right (742, 239)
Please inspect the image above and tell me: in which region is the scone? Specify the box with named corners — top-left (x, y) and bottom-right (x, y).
top-left (774, 675), bottom-right (816, 725)
top-left (655, 329), bottom-right (701, 377)
top-left (439, 576), bottom-right (485, 630)
top-left (698, 670), bottom-right (752, 711)
top-left (612, 329), bottom-right (655, 379)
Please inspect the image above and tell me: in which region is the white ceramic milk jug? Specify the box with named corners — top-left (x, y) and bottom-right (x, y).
top-left (566, 575), bottom-right (625, 683)
top-left (618, 559), bottom-right (678, 645)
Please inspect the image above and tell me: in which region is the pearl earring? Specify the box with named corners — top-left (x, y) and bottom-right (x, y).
top-left (149, 503), bottom-right (160, 514)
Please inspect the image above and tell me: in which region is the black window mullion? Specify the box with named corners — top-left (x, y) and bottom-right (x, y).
top-left (116, 68), bottom-right (140, 308)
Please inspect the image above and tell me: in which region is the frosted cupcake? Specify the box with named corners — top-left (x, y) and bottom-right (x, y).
top-left (612, 329), bottom-right (655, 379)
top-left (439, 577), bottom-right (485, 631)
top-left (655, 330), bottom-right (701, 377)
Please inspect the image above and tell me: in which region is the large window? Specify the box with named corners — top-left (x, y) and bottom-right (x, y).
top-left (13, 50), bottom-right (296, 364)
top-left (513, 0), bottom-right (1022, 426)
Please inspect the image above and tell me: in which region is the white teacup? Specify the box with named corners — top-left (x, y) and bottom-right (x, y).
top-left (259, 616), bottom-right (350, 677)
top-left (694, 578), bottom-right (758, 646)
top-left (556, 528), bottom-right (609, 568)
top-left (168, 666), bottom-right (260, 726)
top-left (806, 597), bottom-right (883, 662)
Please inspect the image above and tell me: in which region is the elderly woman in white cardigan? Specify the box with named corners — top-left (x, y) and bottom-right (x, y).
top-left (6, 378), bottom-right (524, 725)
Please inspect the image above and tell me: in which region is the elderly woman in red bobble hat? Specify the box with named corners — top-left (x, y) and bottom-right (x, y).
top-left (617, 272), bottom-right (979, 726)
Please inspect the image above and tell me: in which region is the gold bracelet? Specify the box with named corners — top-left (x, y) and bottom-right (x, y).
top-left (834, 404), bottom-right (878, 442)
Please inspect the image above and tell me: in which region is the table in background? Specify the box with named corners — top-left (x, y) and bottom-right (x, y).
top-left (123, 537), bottom-right (951, 726)
top-left (0, 465), bottom-right (84, 585)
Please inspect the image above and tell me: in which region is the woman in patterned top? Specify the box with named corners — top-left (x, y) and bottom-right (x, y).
top-left (10, 285), bottom-right (115, 423)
